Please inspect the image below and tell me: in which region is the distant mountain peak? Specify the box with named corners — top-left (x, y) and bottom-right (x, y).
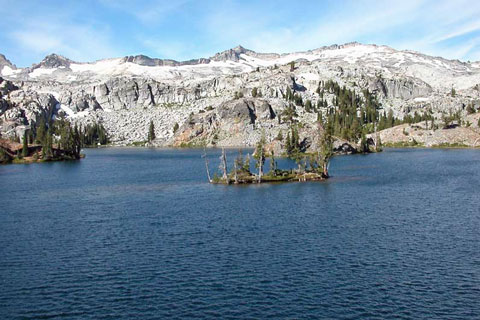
top-left (33, 53), bottom-right (74, 69)
top-left (0, 53), bottom-right (16, 70)
top-left (211, 45), bottom-right (255, 62)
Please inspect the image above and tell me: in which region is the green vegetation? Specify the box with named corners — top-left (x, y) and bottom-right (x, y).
top-left (1, 118), bottom-right (111, 164)
top-left (285, 126), bottom-right (300, 157)
top-left (178, 140), bottom-right (207, 148)
top-left (22, 132), bottom-right (28, 158)
top-left (148, 120), bottom-right (155, 142)
top-left (466, 103), bottom-right (476, 114)
top-left (173, 122), bottom-right (179, 133)
top-left (319, 117), bottom-right (334, 177)
top-left (0, 148), bottom-right (10, 164)
top-left (234, 91), bottom-right (244, 99)
top-left (431, 142), bottom-right (471, 148)
top-left (35, 118), bottom-right (47, 144)
top-left (209, 147), bottom-right (330, 185)
top-left (383, 140), bottom-right (423, 148)
top-left (253, 134), bottom-right (266, 181)
top-left (207, 118), bottom-right (334, 184)
top-left (81, 122), bottom-right (108, 146)
top-left (130, 141), bottom-right (148, 147)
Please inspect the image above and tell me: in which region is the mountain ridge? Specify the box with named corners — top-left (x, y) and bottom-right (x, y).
top-left (1, 42), bottom-right (478, 71)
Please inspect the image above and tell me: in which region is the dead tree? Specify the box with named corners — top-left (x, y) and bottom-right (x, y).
top-left (257, 148), bottom-right (264, 183)
top-left (202, 148), bottom-right (212, 182)
top-left (220, 147), bottom-right (229, 183)
top-left (233, 161), bottom-right (238, 184)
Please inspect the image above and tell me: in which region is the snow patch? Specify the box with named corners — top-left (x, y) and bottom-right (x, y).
top-left (68, 58), bottom-right (253, 81)
top-left (413, 97), bottom-right (430, 102)
top-left (1, 65), bottom-right (21, 76)
top-left (58, 103), bottom-right (76, 117)
top-left (30, 67), bottom-right (57, 78)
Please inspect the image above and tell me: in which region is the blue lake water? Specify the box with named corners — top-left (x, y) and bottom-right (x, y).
top-left (1, 148), bottom-right (480, 319)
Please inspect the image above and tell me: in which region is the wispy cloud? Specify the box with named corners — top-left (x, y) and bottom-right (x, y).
top-left (11, 22), bottom-right (118, 63)
top-left (0, 1), bottom-right (122, 65)
top-left (199, 0), bottom-right (480, 61)
top-left (1, 0), bottom-right (480, 65)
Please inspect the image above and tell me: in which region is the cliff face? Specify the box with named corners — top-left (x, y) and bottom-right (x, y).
top-left (1, 43), bottom-right (480, 147)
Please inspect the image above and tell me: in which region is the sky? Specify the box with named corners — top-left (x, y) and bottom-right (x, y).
top-left (1, 0), bottom-right (480, 67)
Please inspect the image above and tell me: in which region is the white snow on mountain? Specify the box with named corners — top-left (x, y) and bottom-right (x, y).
top-left (2, 43), bottom-right (479, 91)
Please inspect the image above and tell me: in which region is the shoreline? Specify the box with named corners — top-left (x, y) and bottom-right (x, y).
top-left (3, 144), bottom-right (479, 166)
top-left (86, 144), bottom-right (480, 151)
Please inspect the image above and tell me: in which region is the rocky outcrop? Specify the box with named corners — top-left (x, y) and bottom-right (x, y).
top-left (0, 77), bottom-right (19, 96)
top-left (173, 98), bottom-right (277, 147)
top-left (370, 77), bottom-right (432, 100)
top-left (372, 113), bottom-right (480, 147)
top-left (0, 54), bottom-right (15, 71)
top-left (0, 89), bottom-right (59, 139)
top-left (123, 55), bottom-right (211, 67)
top-left (31, 54), bottom-right (73, 70)
top-left (333, 140), bottom-right (358, 154)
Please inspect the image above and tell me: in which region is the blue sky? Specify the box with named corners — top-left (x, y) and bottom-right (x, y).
top-left (1, 0), bottom-right (480, 67)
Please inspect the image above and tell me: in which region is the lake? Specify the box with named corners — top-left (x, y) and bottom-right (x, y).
top-left (1, 148), bottom-right (480, 319)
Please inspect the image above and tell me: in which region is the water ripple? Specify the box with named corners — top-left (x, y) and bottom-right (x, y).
top-left (1, 148), bottom-right (480, 319)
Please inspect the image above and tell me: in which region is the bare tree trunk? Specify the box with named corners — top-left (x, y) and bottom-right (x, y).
top-left (258, 150), bottom-right (263, 183)
top-left (374, 122), bottom-right (378, 152)
top-left (203, 148), bottom-right (212, 182)
top-left (233, 161), bottom-right (238, 184)
top-left (323, 157), bottom-right (329, 177)
top-left (221, 148), bottom-right (229, 183)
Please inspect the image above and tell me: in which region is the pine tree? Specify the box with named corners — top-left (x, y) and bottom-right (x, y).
top-left (269, 151), bottom-right (276, 176)
top-left (235, 150), bottom-right (244, 172)
top-left (36, 118), bottom-right (47, 144)
top-left (148, 120), bottom-right (155, 142)
top-left (360, 132), bottom-right (369, 153)
top-left (44, 129), bottom-right (53, 159)
top-left (285, 87), bottom-right (292, 101)
top-left (253, 134), bottom-right (266, 182)
top-left (22, 131), bottom-right (28, 158)
top-left (291, 126), bottom-right (300, 154)
top-left (319, 118), bottom-right (334, 177)
top-left (243, 154), bottom-right (251, 172)
top-left (285, 131), bottom-right (292, 155)
top-left (305, 99), bottom-right (312, 112)
top-left (276, 130), bottom-right (283, 141)
top-left (73, 124), bottom-right (81, 158)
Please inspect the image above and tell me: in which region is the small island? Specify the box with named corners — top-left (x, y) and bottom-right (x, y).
top-left (204, 121), bottom-right (335, 185)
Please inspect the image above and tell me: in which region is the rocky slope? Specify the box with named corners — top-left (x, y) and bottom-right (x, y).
top-left (1, 42), bottom-right (480, 148)
top-left (372, 113), bottom-right (480, 148)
